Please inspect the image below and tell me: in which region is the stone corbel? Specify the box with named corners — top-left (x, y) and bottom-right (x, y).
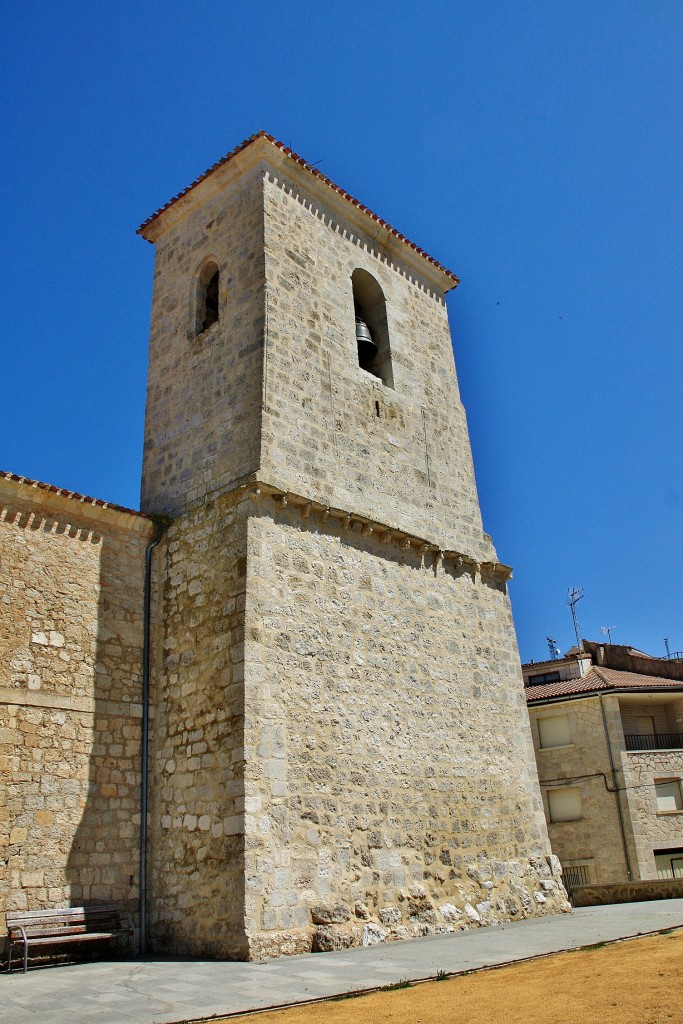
top-left (480, 561), bottom-right (513, 585)
top-left (459, 557), bottom-right (479, 581)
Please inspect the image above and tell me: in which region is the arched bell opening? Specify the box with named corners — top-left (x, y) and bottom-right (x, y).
top-left (351, 269), bottom-right (394, 388)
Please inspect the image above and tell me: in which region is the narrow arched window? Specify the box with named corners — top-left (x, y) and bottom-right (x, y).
top-left (351, 269), bottom-right (393, 388)
top-left (195, 261), bottom-right (220, 335)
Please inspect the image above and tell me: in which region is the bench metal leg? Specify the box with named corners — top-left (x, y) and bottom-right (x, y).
top-left (14, 927), bottom-right (29, 973)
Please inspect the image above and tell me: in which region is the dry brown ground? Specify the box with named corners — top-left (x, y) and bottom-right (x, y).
top-left (218, 930), bottom-right (683, 1024)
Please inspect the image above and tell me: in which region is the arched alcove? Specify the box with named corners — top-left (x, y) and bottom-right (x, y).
top-left (194, 260), bottom-right (220, 336)
top-left (351, 269), bottom-right (394, 388)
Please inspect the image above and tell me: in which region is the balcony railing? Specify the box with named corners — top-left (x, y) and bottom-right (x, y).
top-left (562, 864), bottom-right (590, 903)
top-left (625, 732), bottom-right (683, 752)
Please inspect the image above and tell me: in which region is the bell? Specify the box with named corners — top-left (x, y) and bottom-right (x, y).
top-left (355, 317), bottom-right (378, 361)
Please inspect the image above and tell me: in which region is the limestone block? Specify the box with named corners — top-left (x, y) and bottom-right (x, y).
top-left (439, 903), bottom-right (463, 923)
top-left (378, 906), bottom-right (402, 925)
top-left (464, 903), bottom-right (481, 923)
top-left (362, 922), bottom-right (387, 946)
top-left (312, 923), bottom-right (361, 952)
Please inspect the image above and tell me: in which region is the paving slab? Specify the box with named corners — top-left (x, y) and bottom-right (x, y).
top-left (3, 900), bottom-right (683, 1024)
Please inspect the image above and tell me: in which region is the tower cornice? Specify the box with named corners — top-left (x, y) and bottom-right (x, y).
top-left (137, 132), bottom-right (459, 294)
top-left (211, 479), bottom-right (510, 588)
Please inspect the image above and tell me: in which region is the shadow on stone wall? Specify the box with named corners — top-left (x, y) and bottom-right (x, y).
top-left (63, 514), bottom-right (150, 924)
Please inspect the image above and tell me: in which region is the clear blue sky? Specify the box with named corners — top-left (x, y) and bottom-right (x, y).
top-left (2, 2), bottom-right (681, 663)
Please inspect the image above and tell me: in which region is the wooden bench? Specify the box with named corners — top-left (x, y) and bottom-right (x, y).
top-left (6, 905), bottom-right (137, 973)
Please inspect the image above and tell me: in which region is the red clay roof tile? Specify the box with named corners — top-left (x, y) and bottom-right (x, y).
top-left (525, 665), bottom-right (683, 702)
top-left (137, 132), bottom-right (459, 288)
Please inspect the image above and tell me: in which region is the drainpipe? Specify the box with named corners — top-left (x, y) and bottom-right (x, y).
top-left (140, 522), bottom-right (163, 956)
top-left (600, 696), bottom-right (633, 881)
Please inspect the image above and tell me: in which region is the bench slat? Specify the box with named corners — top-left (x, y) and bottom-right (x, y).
top-left (10, 932), bottom-right (119, 946)
top-left (5, 905), bottom-right (136, 973)
top-left (7, 906), bottom-right (122, 924)
top-left (8, 925), bottom-right (116, 938)
top-left (8, 914), bottom-right (121, 926)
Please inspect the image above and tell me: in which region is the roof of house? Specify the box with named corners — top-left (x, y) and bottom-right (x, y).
top-left (525, 665), bottom-right (683, 703)
top-left (137, 131), bottom-right (459, 289)
top-left (1, 470), bottom-right (150, 521)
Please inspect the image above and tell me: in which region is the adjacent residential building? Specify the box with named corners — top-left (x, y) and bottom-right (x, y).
top-left (524, 641), bottom-right (683, 891)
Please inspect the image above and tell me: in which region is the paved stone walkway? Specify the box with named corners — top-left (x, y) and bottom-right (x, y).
top-left (4, 900), bottom-right (683, 1024)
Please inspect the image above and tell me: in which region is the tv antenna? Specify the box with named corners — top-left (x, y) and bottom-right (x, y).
top-left (600, 625), bottom-right (616, 644)
top-left (568, 588), bottom-right (584, 651)
top-left (546, 636), bottom-right (561, 660)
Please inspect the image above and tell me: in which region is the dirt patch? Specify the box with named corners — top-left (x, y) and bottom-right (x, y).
top-left (220, 930), bottom-right (683, 1024)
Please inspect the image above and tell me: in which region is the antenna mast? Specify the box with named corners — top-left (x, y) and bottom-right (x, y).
top-left (600, 625), bottom-right (616, 644)
top-left (546, 636), bottom-right (560, 661)
top-left (568, 588), bottom-right (584, 652)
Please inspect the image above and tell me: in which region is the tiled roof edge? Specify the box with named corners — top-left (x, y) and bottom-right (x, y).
top-left (525, 665), bottom-right (683, 703)
top-left (137, 131), bottom-right (460, 287)
top-left (591, 666), bottom-right (611, 687)
top-left (1, 471), bottom-right (151, 521)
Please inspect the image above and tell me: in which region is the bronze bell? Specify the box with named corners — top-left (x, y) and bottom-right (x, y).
top-left (355, 316), bottom-right (378, 361)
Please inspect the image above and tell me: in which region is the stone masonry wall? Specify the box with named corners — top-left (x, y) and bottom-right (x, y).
top-left (261, 167), bottom-right (490, 561)
top-left (242, 503), bottom-right (568, 958)
top-left (141, 160), bottom-right (265, 519)
top-left (0, 479), bottom-right (153, 934)
top-left (137, 141), bottom-right (569, 959)
top-left (619, 748), bottom-right (683, 879)
top-left (572, 878), bottom-right (683, 906)
top-left (147, 492), bottom-right (249, 957)
top-left (529, 695), bottom-right (634, 883)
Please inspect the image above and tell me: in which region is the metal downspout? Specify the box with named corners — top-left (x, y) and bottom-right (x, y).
top-left (600, 696), bottom-right (633, 881)
top-left (140, 525), bottom-right (162, 955)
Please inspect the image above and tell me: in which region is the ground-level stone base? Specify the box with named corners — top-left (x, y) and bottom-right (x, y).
top-left (572, 878), bottom-right (683, 907)
top-left (247, 856), bottom-right (571, 959)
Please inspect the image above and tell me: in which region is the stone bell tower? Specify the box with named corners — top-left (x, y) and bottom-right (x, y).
top-left (138, 132), bottom-right (568, 960)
